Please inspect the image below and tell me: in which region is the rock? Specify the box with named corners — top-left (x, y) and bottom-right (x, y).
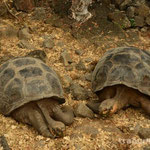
top-left (42, 34), bottom-right (55, 40)
top-left (44, 18), bottom-right (52, 24)
top-left (84, 73), bottom-right (92, 82)
top-left (52, 21), bottom-right (63, 28)
top-left (70, 83), bottom-right (89, 100)
top-left (18, 27), bottom-right (32, 40)
top-left (18, 40), bottom-right (35, 49)
top-left (87, 64), bottom-right (96, 72)
top-left (141, 27), bottom-right (148, 32)
top-left (62, 75), bottom-right (72, 87)
top-left (134, 124), bottom-right (141, 134)
top-left (138, 128), bottom-right (150, 139)
top-left (44, 15), bottom-right (64, 28)
top-left (70, 72), bottom-right (81, 80)
top-left (32, 7), bottom-right (46, 20)
top-left (60, 51), bottom-right (72, 66)
top-left (74, 103), bottom-right (94, 118)
top-left (13, 0), bottom-right (35, 12)
top-left (102, 126), bottom-right (121, 133)
top-left (134, 16), bottom-right (145, 27)
top-left (108, 11), bottom-right (131, 29)
top-left (26, 50), bottom-right (47, 63)
top-left (126, 6), bottom-right (135, 18)
top-left (133, 0), bottom-right (147, 6)
top-left (146, 15), bottom-right (150, 25)
top-left (119, 0), bottom-right (132, 10)
top-left (103, 0), bottom-right (112, 6)
top-left (109, 4), bottom-right (116, 11)
top-left (84, 57), bottom-right (93, 63)
top-left (56, 41), bottom-right (65, 47)
top-left (42, 39), bottom-right (55, 49)
top-left (113, 0), bottom-right (124, 6)
top-left (44, 15), bottom-right (60, 25)
top-left (135, 4), bottom-right (150, 17)
top-left (0, 22), bottom-right (18, 38)
top-left (76, 60), bottom-right (86, 71)
top-left (75, 49), bottom-right (84, 55)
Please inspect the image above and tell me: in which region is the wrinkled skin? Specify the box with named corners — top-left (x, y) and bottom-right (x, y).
top-left (87, 85), bottom-right (150, 117)
top-left (71, 0), bottom-right (93, 23)
top-left (11, 99), bottom-right (74, 138)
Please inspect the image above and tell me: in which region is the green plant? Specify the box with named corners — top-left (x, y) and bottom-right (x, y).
top-left (129, 18), bottom-right (135, 27)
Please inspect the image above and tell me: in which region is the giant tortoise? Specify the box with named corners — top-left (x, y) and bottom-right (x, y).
top-left (0, 57), bottom-right (74, 138)
top-left (87, 47), bottom-right (150, 117)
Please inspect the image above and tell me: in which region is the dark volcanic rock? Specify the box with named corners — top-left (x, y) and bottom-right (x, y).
top-left (76, 60), bottom-right (86, 71)
top-left (138, 128), bottom-right (150, 139)
top-left (18, 40), bottom-right (35, 50)
top-left (42, 39), bottom-right (55, 49)
top-left (18, 27), bottom-right (32, 40)
top-left (60, 51), bottom-right (73, 66)
top-left (108, 11), bottom-right (131, 29)
top-left (13, 0), bottom-right (35, 12)
top-left (70, 83), bottom-right (89, 100)
top-left (74, 103), bottom-right (94, 118)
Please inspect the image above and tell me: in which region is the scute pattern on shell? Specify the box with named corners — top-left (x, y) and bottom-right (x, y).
top-left (0, 57), bottom-right (65, 115)
top-left (92, 47), bottom-right (150, 96)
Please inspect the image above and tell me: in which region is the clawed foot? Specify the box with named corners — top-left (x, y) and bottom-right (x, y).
top-left (86, 100), bottom-right (101, 114)
top-left (87, 99), bottom-right (119, 117)
top-left (41, 128), bottom-right (56, 139)
top-left (99, 99), bottom-right (118, 117)
top-left (48, 122), bottom-right (66, 138)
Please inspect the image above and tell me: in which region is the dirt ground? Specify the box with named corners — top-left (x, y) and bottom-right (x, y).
top-left (0, 2), bottom-right (150, 150)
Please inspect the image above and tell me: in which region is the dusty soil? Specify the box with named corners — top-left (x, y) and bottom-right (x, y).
top-left (0, 2), bottom-right (150, 150)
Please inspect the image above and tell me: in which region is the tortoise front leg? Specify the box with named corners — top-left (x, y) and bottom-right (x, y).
top-left (11, 103), bottom-right (54, 138)
top-left (27, 108), bottom-right (55, 138)
top-left (86, 100), bottom-right (101, 114)
top-left (98, 85), bottom-right (129, 116)
top-left (37, 100), bottom-right (65, 138)
top-left (86, 86), bottom-right (117, 114)
top-left (139, 96), bottom-right (150, 115)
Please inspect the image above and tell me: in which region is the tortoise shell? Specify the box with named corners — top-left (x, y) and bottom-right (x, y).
top-left (92, 47), bottom-right (150, 96)
top-left (0, 57), bottom-right (65, 115)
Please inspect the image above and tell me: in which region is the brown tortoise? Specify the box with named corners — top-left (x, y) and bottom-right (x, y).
top-left (87, 47), bottom-right (150, 117)
top-left (0, 57), bottom-right (74, 138)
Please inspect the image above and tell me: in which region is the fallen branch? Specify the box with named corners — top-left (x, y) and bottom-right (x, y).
top-left (3, 0), bottom-right (20, 21)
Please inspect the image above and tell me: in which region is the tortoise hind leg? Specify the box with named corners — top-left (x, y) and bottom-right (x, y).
top-left (11, 102), bottom-right (54, 138)
top-left (53, 105), bottom-right (74, 126)
top-left (139, 96), bottom-right (150, 115)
